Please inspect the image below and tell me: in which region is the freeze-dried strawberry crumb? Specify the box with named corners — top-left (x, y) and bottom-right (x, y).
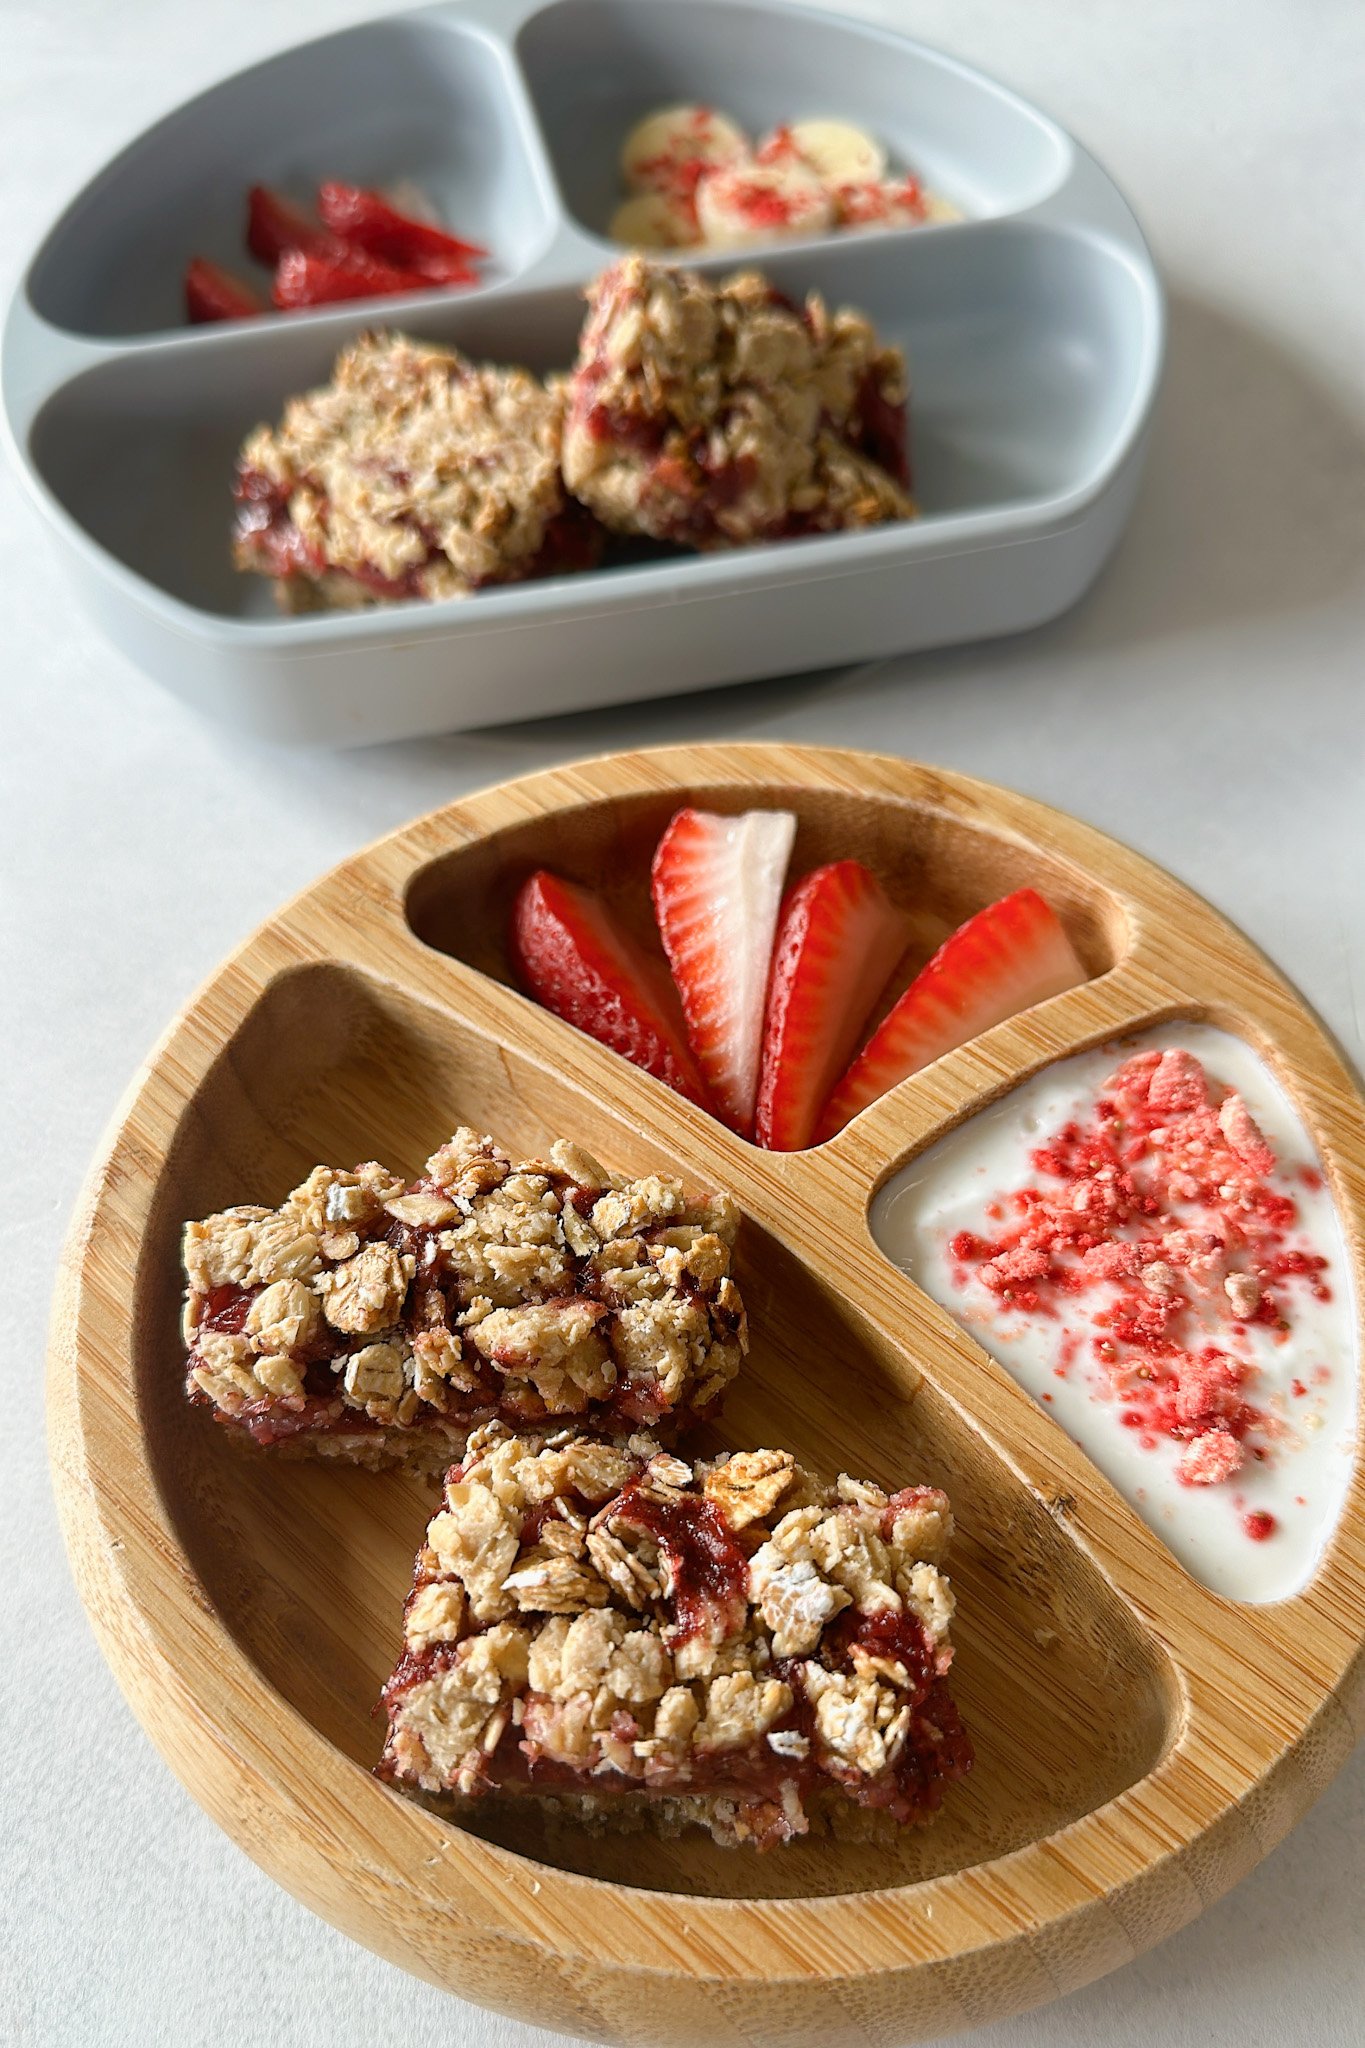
top-left (1219, 1095), bottom-right (1277, 1174)
top-left (950, 1048), bottom-right (1335, 1511)
top-left (1178, 1429), bottom-right (1244, 1486)
top-left (1081, 1242), bottom-right (1140, 1283)
top-left (637, 153), bottom-right (709, 214)
top-left (1145, 1046), bottom-right (1207, 1114)
top-left (723, 177), bottom-right (806, 228)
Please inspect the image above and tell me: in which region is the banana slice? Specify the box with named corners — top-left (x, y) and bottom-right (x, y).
top-left (759, 118), bottom-right (886, 186)
top-left (832, 176), bottom-right (944, 231)
top-left (621, 105), bottom-right (750, 193)
top-left (609, 191), bottom-right (700, 251)
top-left (695, 159), bottom-right (834, 248)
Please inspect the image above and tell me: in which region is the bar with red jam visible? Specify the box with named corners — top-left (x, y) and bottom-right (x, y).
top-left (560, 255), bottom-right (915, 552)
top-left (232, 331), bottom-right (601, 612)
top-left (377, 1424), bottom-right (971, 1847)
top-left (181, 1129), bottom-right (746, 1470)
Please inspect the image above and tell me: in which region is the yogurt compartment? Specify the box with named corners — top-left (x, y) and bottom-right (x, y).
top-left (873, 1022), bottom-right (1357, 1603)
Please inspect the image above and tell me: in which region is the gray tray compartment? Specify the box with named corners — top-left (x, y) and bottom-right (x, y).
top-left (517, 0), bottom-right (1068, 244)
top-left (27, 285), bottom-right (591, 619)
top-left (24, 15), bottom-right (557, 339)
top-left (28, 222), bottom-right (1150, 622)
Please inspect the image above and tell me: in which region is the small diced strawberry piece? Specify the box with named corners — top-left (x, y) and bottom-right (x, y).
top-left (511, 871), bottom-right (711, 1108)
top-left (317, 181), bottom-right (487, 280)
top-left (184, 257), bottom-right (263, 324)
top-left (816, 887), bottom-right (1087, 1140)
top-left (755, 861), bottom-right (912, 1151)
top-left (270, 245), bottom-right (427, 309)
top-left (246, 185), bottom-right (334, 265)
top-left (651, 807), bottom-right (796, 1136)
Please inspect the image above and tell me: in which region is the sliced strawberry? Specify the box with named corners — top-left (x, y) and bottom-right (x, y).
top-left (511, 871), bottom-right (711, 1108)
top-left (246, 185), bottom-right (335, 265)
top-left (271, 245), bottom-right (427, 310)
top-left (816, 887), bottom-right (1087, 1140)
top-left (651, 807), bottom-right (796, 1136)
top-left (318, 182), bottom-right (487, 281)
top-left (184, 257), bottom-right (262, 323)
top-left (755, 861), bottom-right (912, 1151)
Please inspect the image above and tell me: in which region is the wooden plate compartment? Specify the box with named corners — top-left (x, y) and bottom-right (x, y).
top-left (51, 745), bottom-right (1365, 2044)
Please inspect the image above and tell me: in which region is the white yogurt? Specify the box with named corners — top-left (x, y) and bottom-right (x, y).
top-left (872, 1023), bottom-right (1356, 1603)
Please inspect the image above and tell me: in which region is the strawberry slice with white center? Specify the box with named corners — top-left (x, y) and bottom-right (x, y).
top-left (316, 181), bottom-right (486, 280)
top-left (815, 887), bottom-right (1087, 1140)
top-left (755, 861), bottom-right (912, 1151)
top-left (651, 807), bottom-right (797, 1136)
top-left (511, 870), bottom-right (711, 1108)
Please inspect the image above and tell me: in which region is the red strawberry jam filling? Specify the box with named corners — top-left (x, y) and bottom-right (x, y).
top-left (612, 1483), bottom-right (752, 1644)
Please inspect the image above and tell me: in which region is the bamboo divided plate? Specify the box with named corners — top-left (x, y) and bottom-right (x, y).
top-left (50, 743), bottom-right (1365, 2045)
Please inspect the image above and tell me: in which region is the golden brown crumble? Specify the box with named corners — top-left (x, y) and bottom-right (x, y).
top-left (233, 333), bottom-right (599, 610)
top-left (378, 1423), bottom-right (970, 1848)
top-left (182, 1130), bottom-right (746, 1462)
top-left (561, 256), bottom-right (915, 548)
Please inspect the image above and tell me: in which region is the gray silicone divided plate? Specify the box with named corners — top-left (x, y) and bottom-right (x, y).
top-left (1, 0), bottom-right (1164, 746)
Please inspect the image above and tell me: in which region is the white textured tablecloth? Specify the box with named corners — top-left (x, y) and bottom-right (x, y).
top-left (4, 1), bottom-right (1364, 2041)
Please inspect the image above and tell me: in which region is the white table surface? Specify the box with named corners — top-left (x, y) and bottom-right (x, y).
top-left (4, 0), bottom-right (1364, 2041)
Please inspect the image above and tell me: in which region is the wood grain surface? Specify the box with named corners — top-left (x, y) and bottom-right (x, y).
top-left (48, 744), bottom-right (1365, 2046)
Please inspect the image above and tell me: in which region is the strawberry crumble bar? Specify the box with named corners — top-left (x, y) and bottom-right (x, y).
top-left (378, 1423), bottom-right (971, 1847)
top-left (232, 332), bottom-right (601, 611)
top-left (182, 1129), bottom-right (746, 1467)
top-left (561, 256), bottom-right (914, 550)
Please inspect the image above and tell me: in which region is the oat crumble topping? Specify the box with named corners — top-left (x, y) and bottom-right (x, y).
top-left (378, 1423), bottom-right (970, 1847)
top-left (182, 1129), bottom-right (746, 1461)
top-left (233, 332), bottom-right (601, 610)
top-left (561, 256), bottom-right (915, 549)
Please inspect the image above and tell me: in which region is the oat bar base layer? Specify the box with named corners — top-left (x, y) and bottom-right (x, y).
top-left (378, 1423), bottom-right (971, 1849)
top-left (425, 1780), bottom-right (939, 1851)
top-left (182, 1129), bottom-right (746, 1465)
